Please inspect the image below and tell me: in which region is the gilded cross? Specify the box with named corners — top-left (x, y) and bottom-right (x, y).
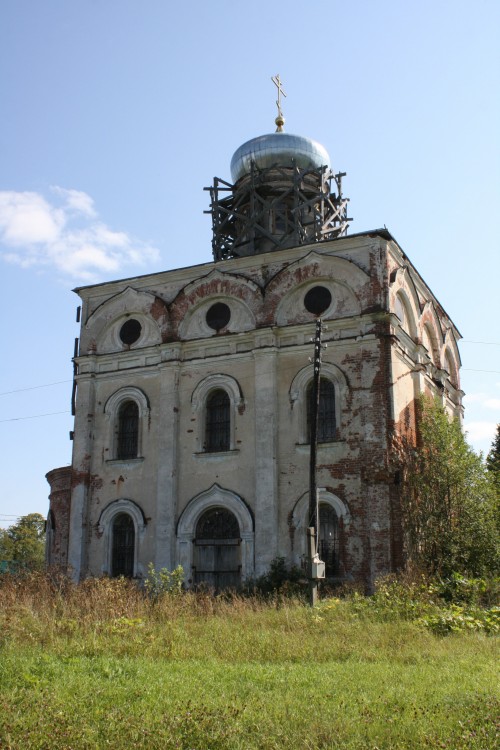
top-left (271, 74), bottom-right (287, 119)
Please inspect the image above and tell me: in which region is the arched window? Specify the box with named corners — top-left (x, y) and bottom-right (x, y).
top-left (444, 350), bottom-right (458, 388)
top-left (205, 389), bottom-right (230, 452)
top-left (306, 378), bottom-right (336, 442)
top-left (193, 507), bottom-right (241, 590)
top-left (394, 292), bottom-right (416, 339)
top-left (318, 503), bottom-right (339, 577)
top-left (111, 513), bottom-right (135, 577)
top-left (117, 400), bottom-right (139, 459)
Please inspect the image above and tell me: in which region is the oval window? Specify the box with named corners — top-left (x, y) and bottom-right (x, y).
top-left (206, 302), bottom-right (231, 331)
top-left (304, 286), bottom-right (332, 315)
top-left (119, 319), bottom-right (142, 345)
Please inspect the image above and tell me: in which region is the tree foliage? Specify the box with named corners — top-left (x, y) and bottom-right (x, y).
top-left (401, 397), bottom-right (498, 577)
top-left (0, 513), bottom-right (46, 571)
top-left (486, 423), bottom-right (500, 490)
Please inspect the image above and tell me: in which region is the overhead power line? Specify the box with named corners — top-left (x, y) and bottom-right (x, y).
top-left (462, 368), bottom-right (500, 374)
top-left (0, 380), bottom-right (72, 397)
top-left (0, 411), bottom-right (70, 424)
top-left (0, 341), bottom-right (498, 399)
top-left (461, 340), bottom-right (500, 346)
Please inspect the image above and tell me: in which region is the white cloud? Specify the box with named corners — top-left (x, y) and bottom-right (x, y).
top-left (0, 191), bottom-right (64, 245)
top-left (0, 188), bottom-right (160, 281)
top-left (484, 398), bottom-right (500, 410)
top-left (462, 392), bottom-right (487, 404)
top-left (464, 421), bottom-right (498, 444)
top-left (51, 187), bottom-right (97, 218)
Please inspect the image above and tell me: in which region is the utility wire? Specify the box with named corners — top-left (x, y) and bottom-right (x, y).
top-left (0, 341), bottom-right (498, 424)
top-left (461, 340), bottom-right (500, 346)
top-left (0, 380), bottom-right (72, 397)
top-left (462, 368), bottom-right (500, 374)
top-left (0, 411), bottom-right (70, 424)
top-left (1, 367), bottom-right (500, 423)
top-left (0, 341), bottom-right (498, 399)
top-left (0, 339), bottom-right (500, 400)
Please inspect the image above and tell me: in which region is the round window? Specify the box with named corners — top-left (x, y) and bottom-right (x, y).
top-left (304, 286), bottom-right (332, 315)
top-left (206, 302), bottom-right (231, 331)
top-left (119, 319), bottom-right (142, 345)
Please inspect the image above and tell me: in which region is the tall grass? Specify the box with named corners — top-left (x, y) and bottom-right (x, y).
top-left (0, 573), bottom-right (498, 749)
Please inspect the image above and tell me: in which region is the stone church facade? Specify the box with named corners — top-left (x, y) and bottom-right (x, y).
top-left (46, 116), bottom-right (462, 588)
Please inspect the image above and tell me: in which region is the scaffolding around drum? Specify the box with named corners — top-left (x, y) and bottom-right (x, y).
top-left (205, 161), bottom-right (351, 261)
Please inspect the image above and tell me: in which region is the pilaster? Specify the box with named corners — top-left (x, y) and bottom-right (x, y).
top-left (154, 360), bottom-right (180, 571)
top-left (253, 346), bottom-right (279, 574)
top-left (67, 375), bottom-right (95, 580)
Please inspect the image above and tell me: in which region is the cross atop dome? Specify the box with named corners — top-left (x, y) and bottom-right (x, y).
top-left (205, 79), bottom-right (351, 260)
top-left (271, 74), bottom-right (287, 132)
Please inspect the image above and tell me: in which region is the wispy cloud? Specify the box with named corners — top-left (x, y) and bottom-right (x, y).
top-left (484, 398), bottom-right (500, 410)
top-left (464, 421), bottom-right (498, 445)
top-left (0, 188), bottom-right (160, 281)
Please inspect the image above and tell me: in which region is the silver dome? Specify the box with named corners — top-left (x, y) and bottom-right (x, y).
top-left (230, 132), bottom-right (331, 183)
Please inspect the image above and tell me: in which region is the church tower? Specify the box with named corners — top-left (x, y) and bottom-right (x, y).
top-left (207, 75), bottom-right (350, 259)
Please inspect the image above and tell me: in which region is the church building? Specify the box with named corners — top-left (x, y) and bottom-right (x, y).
top-left (46, 89), bottom-right (463, 588)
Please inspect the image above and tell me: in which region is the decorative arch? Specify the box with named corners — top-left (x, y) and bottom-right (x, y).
top-left (179, 296), bottom-right (257, 339)
top-left (394, 290), bottom-right (417, 339)
top-left (191, 374), bottom-right (244, 452)
top-left (289, 363), bottom-right (348, 444)
top-left (443, 328), bottom-right (462, 369)
top-left (104, 387), bottom-right (150, 460)
top-left (180, 268), bottom-right (261, 299)
top-left (97, 498), bottom-right (147, 578)
top-left (104, 386), bottom-right (150, 416)
top-left (176, 484), bottom-right (255, 583)
top-left (391, 266), bottom-right (421, 340)
top-left (266, 252), bottom-right (368, 324)
top-left (421, 322), bottom-right (440, 366)
top-left (443, 348), bottom-right (459, 389)
top-left (83, 287), bottom-right (167, 354)
top-left (420, 301), bottom-right (444, 365)
top-left (173, 270), bottom-right (260, 340)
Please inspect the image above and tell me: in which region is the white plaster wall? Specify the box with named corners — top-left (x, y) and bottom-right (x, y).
top-left (69, 232), bottom-right (462, 584)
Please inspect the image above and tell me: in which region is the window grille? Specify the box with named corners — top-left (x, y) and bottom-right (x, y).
top-left (205, 389), bottom-right (230, 452)
top-left (318, 503), bottom-right (339, 576)
top-left (307, 378), bottom-right (336, 442)
top-left (195, 507), bottom-right (240, 541)
top-left (111, 513), bottom-right (135, 577)
top-left (194, 508), bottom-right (241, 590)
top-left (117, 400), bottom-right (139, 459)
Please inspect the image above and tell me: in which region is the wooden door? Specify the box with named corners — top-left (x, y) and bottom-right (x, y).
top-left (193, 508), bottom-right (241, 590)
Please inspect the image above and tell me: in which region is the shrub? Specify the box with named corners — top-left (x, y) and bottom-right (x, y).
top-left (435, 572), bottom-right (499, 607)
top-left (420, 605), bottom-right (500, 635)
top-left (144, 563), bottom-right (184, 601)
top-left (243, 556), bottom-right (305, 598)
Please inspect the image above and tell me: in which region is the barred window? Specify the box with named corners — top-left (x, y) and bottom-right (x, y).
top-left (117, 400), bottom-right (139, 459)
top-left (205, 389), bottom-right (230, 452)
top-left (111, 513), bottom-right (135, 577)
top-left (194, 508), bottom-right (241, 590)
top-left (306, 378), bottom-right (336, 442)
top-left (318, 503), bottom-right (339, 576)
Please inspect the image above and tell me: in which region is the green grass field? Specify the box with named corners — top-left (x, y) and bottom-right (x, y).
top-left (0, 575), bottom-right (498, 749)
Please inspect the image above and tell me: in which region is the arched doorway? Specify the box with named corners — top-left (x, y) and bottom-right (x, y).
top-left (318, 503), bottom-right (339, 576)
top-left (193, 507), bottom-right (241, 590)
top-left (111, 513), bottom-right (135, 577)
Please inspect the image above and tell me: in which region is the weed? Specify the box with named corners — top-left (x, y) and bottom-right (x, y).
top-left (144, 563), bottom-right (184, 601)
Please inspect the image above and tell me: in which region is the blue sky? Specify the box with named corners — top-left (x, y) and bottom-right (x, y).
top-left (1, 0), bottom-right (499, 527)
